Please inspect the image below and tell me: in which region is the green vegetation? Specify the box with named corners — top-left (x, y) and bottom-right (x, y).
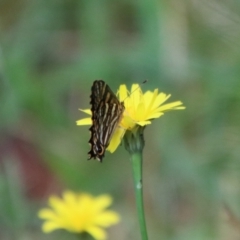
top-left (1, 1), bottom-right (240, 239)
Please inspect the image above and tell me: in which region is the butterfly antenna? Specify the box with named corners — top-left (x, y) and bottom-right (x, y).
top-left (122, 79), bottom-right (148, 102)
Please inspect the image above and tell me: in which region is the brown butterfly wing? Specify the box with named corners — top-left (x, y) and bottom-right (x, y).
top-left (88, 80), bottom-right (124, 162)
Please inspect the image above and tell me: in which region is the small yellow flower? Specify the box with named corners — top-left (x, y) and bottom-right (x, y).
top-left (38, 191), bottom-right (120, 240)
top-left (77, 83), bottom-right (185, 153)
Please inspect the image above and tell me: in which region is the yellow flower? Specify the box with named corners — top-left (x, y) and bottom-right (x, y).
top-left (38, 191), bottom-right (120, 240)
top-left (77, 83), bottom-right (185, 153)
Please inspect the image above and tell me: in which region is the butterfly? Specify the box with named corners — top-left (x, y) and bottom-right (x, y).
top-left (88, 80), bottom-right (125, 162)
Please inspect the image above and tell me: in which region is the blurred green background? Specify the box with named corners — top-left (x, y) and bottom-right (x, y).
top-left (1, 0), bottom-right (240, 239)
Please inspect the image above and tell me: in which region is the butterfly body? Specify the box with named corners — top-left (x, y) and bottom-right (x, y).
top-left (88, 80), bottom-right (125, 162)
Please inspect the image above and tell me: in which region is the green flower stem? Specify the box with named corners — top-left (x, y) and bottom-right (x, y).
top-left (124, 127), bottom-right (148, 240)
top-left (131, 151), bottom-right (148, 240)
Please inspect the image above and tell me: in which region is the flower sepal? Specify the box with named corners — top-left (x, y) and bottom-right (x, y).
top-left (123, 126), bottom-right (145, 155)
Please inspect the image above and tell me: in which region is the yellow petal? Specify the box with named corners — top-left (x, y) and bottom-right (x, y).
top-left (151, 93), bottom-right (171, 110)
top-left (76, 118), bottom-right (92, 125)
top-left (155, 101), bottom-right (185, 112)
top-left (95, 211), bottom-right (120, 226)
top-left (136, 120), bottom-right (151, 126)
top-left (143, 89), bottom-right (158, 111)
top-left (146, 112), bottom-right (164, 119)
top-left (107, 127), bottom-right (125, 153)
top-left (77, 194), bottom-right (93, 209)
top-left (48, 196), bottom-right (67, 215)
top-left (42, 221), bottom-right (62, 233)
top-left (86, 226), bottom-right (107, 240)
top-left (120, 115), bottom-right (136, 130)
top-left (118, 84), bottom-right (128, 102)
top-left (135, 102), bottom-right (146, 120)
top-left (62, 191), bottom-right (78, 208)
top-left (130, 84), bottom-right (142, 111)
top-left (93, 195), bottom-right (113, 210)
top-left (38, 209), bottom-right (57, 220)
top-left (79, 109), bottom-right (91, 115)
